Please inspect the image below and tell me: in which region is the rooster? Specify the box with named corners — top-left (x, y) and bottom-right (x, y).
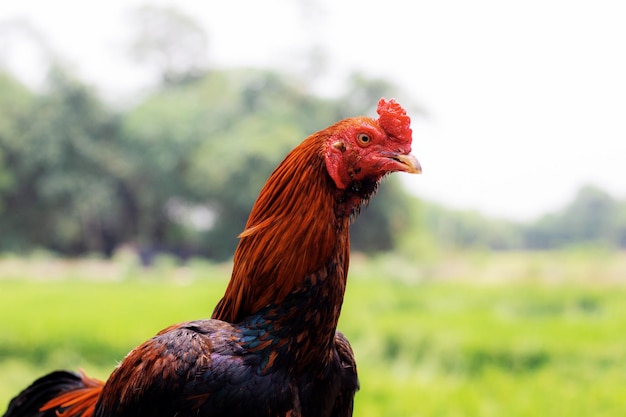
top-left (4, 98), bottom-right (421, 417)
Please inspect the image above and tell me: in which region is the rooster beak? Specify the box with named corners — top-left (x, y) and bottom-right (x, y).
top-left (393, 154), bottom-right (422, 174)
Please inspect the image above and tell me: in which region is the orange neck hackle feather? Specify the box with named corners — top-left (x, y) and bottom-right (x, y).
top-left (212, 130), bottom-right (349, 324)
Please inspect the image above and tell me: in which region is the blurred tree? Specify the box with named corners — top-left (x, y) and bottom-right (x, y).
top-left (563, 185), bottom-right (620, 244)
top-left (185, 70), bottom-right (328, 259)
top-left (524, 185), bottom-right (623, 248)
top-left (0, 57), bottom-right (427, 260)
top-left (119, 71), bottom-right (242, 259)
top-left (0, 68), bottom-right (126, 256)
top-left (615, 203), bottom-right (626, 247)
top-left (350, 177), bottom-right (415, 252)
top-left (0, 71), bottom-right (35, 249)
top-left (129, 5), bottom-right (209, 85)
top-left (412, 201), bottom-right (522, 251)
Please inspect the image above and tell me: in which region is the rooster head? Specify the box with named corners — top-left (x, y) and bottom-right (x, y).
top-left (324, 98), bottom-right (421, 190)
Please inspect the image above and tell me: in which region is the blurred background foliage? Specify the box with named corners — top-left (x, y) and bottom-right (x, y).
top-left (2, 5), bottom-right (626, 416)
top-left (1, 5), bottom-right (625, 263)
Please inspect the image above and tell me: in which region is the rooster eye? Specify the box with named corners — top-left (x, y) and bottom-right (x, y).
top-left (357, 133), bottom-right (371, 145)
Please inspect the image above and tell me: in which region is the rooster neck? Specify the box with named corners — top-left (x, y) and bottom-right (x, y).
top-left (212, 133), bottom-right (377, 331)
top-left (239, 250), bottom-right (350, 374)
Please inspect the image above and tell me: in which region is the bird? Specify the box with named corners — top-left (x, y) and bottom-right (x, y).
top-left (3, 98), bottom-right (421, 417)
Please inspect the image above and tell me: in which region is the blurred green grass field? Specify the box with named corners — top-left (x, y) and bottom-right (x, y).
top-left (2, 250), bottom-right (626, 416)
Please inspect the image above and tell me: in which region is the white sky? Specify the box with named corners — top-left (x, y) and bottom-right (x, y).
top-left (1, 0), bottom-right (625, 221)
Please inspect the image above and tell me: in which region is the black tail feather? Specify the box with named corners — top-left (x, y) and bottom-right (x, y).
top-left (3, 371), bottom-right (84, 417)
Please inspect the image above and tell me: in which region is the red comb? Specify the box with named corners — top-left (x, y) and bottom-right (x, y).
top-left (377, 98), bottom-right (412, 145)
